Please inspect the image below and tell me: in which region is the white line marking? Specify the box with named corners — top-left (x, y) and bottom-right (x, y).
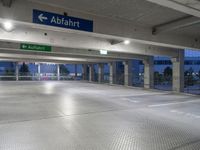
top-left (148, 99), bottom-right (200, 108)
top-left (132, 100), bottom-right (139, 103)
top-left (122, 98), bottom-right (139, 103)
top-left (112, 92), bottom-right (167, 98)
top-left (170, 110), bottom-right (200, 119)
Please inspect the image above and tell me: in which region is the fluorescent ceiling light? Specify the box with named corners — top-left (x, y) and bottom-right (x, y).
top-left (2, 20), bottom-right (14, 32)
top-left (124, 40), bottom-right (130, 45)
top-left (100, 50), bottom-right (108, 55)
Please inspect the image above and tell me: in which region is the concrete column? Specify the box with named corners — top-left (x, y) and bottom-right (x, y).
top-left (38, 63), bottom-right (41, 81)
top-left (75, 64), bottom-right (78, 78)
top-left (98, 64), bottom-right (104, 83)
top-left (57, 64), bottom-right (60, 81)
top-left (82, 64), bottom-right (87, 80)
top-left (123, 60), bottom-right (132, 86)
top-left (109, 62), bottom-right (116, 84)
top-left (143, 57), bottom-right (154, 89)
top-left (171, 50), bottom-right (184, 92)
top-left (89, 64), bottom-right (94, 82)
top-left (15, 62), bottom-right (19, 81)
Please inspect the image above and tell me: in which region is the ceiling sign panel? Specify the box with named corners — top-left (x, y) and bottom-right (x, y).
top-left (32, 9), bottom-right (93, 32)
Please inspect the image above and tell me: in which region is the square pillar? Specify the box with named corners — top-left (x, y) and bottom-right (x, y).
top-left (109, 62), bottom-right (116, 84)
top-left (171, 50), bottom-right (184, 93)
top-left (38, 63), bottom-right (41, 81)
top-left (143, 57), bottom-right (154, 89)
top-left (89, 64), bottom-right (94, 82)
top-left (15, 62), bottom-right (19, 81)
top-left (82, 64), bottom-right (88, 80)
top-left (123, 60), bottom-right (132, 86)
top-left (98, 64), bottom-right (104, 83)
top-left (75, 64), bottom-right (78, 78)
top-left (57, 64), bottom-right (60, 81)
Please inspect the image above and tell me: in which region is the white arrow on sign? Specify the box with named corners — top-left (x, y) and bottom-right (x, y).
top-left (22, 45), bottom-right (27, 49)
top-left (38, 14), bottom-right (48, 22)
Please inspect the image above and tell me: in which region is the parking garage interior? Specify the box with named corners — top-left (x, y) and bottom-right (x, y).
top-left (1, 0), bottom-right (200, 149)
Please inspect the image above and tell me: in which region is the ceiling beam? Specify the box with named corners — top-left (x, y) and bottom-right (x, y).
top-left (152, 16), bottom-right (200, 35)
top-left (0, 26), bottom-right (179, 57)
top-left (146, 0), bottom-right (200, 18)
top-left (0, 41), bottom-right (149, 60)
top-left (0, 0), bottom-right (199, 50)
top-left (0, 48), bottom-right (120, 61)
top-left (0, 49), bottom-right (122, 64)
top-left (110, 39), bottom-right (123, 45)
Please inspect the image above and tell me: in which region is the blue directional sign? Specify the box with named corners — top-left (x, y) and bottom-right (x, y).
top-left (32, 9), bottom-right (93, 32)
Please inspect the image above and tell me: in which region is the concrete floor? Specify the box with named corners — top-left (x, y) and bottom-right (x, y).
top-left (0, 81), bottom-right (200, 150)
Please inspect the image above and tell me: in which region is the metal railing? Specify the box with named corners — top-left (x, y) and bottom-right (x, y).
top-left (184, 75), bottom-right (200, 95)
top-left (0, 75), bottom-right (16, 81)
top-left (0, 73), bottom-right (83, 81)
top-left (154, 75), bottom-right (172, 91)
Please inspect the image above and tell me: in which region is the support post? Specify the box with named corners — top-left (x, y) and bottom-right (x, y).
top-left (57, 64), bottom-right (60, 81)
top-left (75, 64), bottom-right (78, 78)
top-left (171, 50), bottom-right (184, 92)
top-left (38, 63), bottom-right (41, 81)
top-left (98, 64), bottom-right (104, 83)
top-left (143, 57), bottom-right (154, 89)
top-left (15, 62), bottom-right (19, 81)
top-left (89, 64), bottom-right (94, 82)
top-left (109, 62), bottom-right (116, 84)
top-left (82, 64), bottom-right (87, 80)
top-left (123, 60), bottom-right (132, 86)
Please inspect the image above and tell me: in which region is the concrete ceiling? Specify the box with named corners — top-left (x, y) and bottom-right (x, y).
top-left (27, 0), bottom-right (200, 37)
top-left (169, 23), bottom-right (200, 37)
top-left (0, 0), bottom-right (200, 52)
top-left (145, 0), bottom-right (200, 37)
top-left (171, 0), bottom-right (200, 11)
top-left (28, 0), bottom-right (187, 28)
top-left (146, 0), bottom-right (200, 17)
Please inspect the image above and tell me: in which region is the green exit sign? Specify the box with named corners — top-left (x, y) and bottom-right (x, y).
top-left (20, 43), bottom-right (52, 52)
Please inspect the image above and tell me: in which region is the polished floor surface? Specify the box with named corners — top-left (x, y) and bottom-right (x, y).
top-left (0, 81), bottom-right (200, 150)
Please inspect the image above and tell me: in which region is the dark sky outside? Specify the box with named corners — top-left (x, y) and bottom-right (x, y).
top-left (185, 49), bottom-right (200, 57)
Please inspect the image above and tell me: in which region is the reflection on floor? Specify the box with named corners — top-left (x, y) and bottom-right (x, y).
top-left (0, 81), bottom-right (200, 150)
